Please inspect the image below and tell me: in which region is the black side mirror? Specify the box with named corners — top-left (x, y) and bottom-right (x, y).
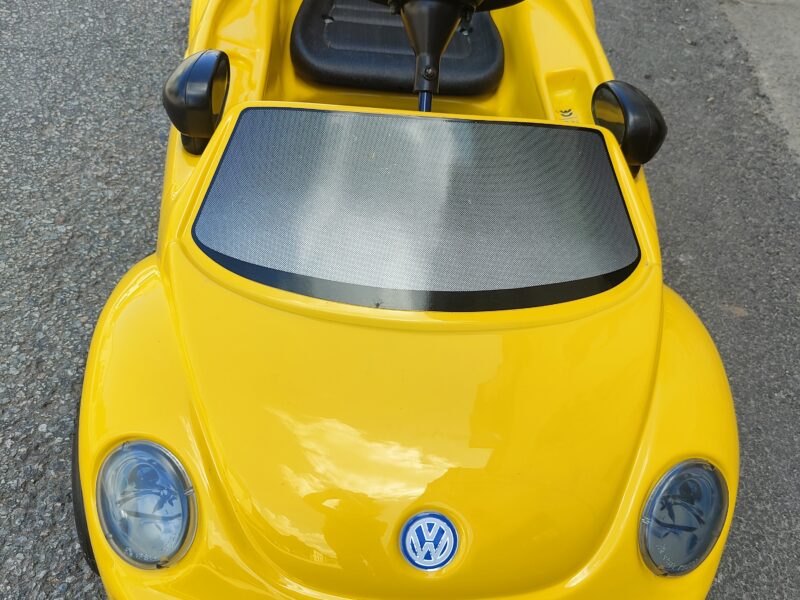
top-left (592, 81), bottom-right (667, 169)
top-left (163, 50), bottom-right (230, 155)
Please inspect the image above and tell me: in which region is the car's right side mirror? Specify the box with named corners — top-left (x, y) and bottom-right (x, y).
top-left (592, 81), bottom-right (667, 169)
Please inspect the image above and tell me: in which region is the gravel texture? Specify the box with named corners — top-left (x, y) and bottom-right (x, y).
top-left (0, 0), bottom-right (798, 598)
top-left (0, 1), bottom-right (188, 598)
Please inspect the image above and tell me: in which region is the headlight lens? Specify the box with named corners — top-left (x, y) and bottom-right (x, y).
top-left (640, 460), bottom-right (728, 576)
top-left (97, 441), bottom-right (196, 568)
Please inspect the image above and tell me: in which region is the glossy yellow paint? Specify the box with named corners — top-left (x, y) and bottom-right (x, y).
top-left (78, 1), bottom-right (738, 598)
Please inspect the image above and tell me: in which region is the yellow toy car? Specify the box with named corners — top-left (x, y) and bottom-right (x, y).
top-left (72, 1), bottom-right (739, 598)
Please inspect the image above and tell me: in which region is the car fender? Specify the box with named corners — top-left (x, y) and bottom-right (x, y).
top-left (571, 285), bottom-right (739, 598)
top-left (77, 255), bottom-right (289, 594)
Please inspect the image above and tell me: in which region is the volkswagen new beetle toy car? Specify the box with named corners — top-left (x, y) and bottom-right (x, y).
top-left (72, 0), bottom-right (739, 598)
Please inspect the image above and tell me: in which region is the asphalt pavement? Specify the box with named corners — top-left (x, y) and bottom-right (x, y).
top-left (1, 1), bottom-right (798, 598)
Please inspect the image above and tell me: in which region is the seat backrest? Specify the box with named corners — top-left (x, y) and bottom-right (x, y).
top-left (290, 0), bottom-right (505, 95)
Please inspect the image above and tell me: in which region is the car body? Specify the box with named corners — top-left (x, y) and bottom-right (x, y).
top-left (73, 1), bottom-right (739, 598)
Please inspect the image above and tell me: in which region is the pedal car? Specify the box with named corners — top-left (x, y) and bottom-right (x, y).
top-left (72, 0), bottom-right (739, 598)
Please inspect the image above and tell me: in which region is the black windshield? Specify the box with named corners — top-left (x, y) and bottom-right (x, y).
top-left (193, 108), bottom-right (640, 311)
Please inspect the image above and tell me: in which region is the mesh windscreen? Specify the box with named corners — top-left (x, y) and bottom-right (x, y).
top-left (193, 108), bottom-right (639, 310)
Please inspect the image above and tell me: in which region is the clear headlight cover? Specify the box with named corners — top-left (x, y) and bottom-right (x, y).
top-left (640, 460), bottom-right (728, 576)
top-left (97, 441), bottom-right (196, 568)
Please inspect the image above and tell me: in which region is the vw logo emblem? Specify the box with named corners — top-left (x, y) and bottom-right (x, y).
top-left (400, 512), bottom-right (458, 571)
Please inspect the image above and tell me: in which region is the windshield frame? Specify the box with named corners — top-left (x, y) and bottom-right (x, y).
top-left (186, 105), bottom-right (644, 313)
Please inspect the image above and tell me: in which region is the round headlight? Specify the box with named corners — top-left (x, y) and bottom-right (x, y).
top-left (640, 460), bottom-right (728, 576)
top-left (97, 441), bottom-right (196, 568)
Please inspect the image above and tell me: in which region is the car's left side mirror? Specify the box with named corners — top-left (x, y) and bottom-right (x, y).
top-left (592, 80), bottom-right (667, 170)
top-left (163, 50), bottom-right (230, 155)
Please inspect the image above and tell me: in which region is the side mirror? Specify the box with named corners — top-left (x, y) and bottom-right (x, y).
top-left (592, 81), bottom-right (667, 169)
top-left (163, 50), bottom-right (230, 155)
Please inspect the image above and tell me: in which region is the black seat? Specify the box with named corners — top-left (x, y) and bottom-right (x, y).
top-left (290, 0), bottom-right (504, 95)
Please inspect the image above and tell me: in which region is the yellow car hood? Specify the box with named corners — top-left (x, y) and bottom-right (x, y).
top-left (168, 244), bottom-right (662, 598)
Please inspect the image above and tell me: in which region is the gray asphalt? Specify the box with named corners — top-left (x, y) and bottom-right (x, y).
top-left (0, 1), bottom-right (798, 598)
top-left (722, 0), bottom-right (800, 160)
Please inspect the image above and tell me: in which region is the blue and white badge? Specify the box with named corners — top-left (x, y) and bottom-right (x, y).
top-left (400, 512), bottom-right (459, 571)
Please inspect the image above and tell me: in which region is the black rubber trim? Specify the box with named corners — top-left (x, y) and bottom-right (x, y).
top-left (194, 241), bottom-right (640, 311)
top-left (191, 107), bottom-right (642, 312)
top-left (71, 417), bottom-right (98, 574)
